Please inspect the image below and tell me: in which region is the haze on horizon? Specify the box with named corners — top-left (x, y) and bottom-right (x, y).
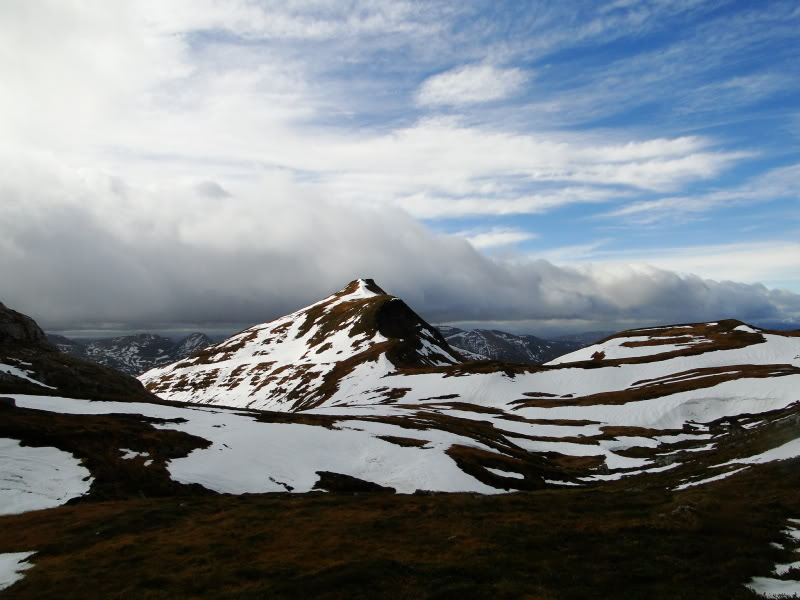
top-left (1, 0), bottom-right (798, 338)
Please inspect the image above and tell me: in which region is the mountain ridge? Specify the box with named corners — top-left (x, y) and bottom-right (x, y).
top-left (47, 332), bottom-right (212, 376)
top-left (436, 325), bottom-right (584, 364)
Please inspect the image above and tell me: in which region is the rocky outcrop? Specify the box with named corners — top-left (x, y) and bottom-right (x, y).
top-left (0, 300), bottom-right (47, 345)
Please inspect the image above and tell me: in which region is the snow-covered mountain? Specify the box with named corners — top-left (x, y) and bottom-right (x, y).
top-left (436, 326), bottom-right (582, 363)
top-left (48, 332), bottom-right (212, 376)
top-left (10, 313), bottom-right (800, 495)
top-left (141, 279), bottom-right (462, 411)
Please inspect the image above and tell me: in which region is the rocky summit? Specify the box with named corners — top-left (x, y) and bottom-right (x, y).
top-left (140, 279), bottom-right (463, 411)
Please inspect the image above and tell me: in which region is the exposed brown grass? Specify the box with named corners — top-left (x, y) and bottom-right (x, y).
top-left (2, 459), bottom-right (798, 599)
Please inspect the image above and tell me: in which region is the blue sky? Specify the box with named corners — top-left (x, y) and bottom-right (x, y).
top-left (0, 0), bottom-right (798, 335)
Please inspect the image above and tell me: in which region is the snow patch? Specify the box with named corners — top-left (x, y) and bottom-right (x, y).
top-left (119, 448), bottom-right (150, 460)
top-left (674, 467), bottom-right (748, 491)
top-left (719, 438), bottom-right (800, 467)
top-left (0, 363), bottom-right (55, 389)
top-left (0, 438), bottom-right (92, 515)
top-left (0, 552), bottom-right (36, 592)
top-left (747, 577), bottom-right (800, 598)
top-left (485, 467), bottom-right (525, 479)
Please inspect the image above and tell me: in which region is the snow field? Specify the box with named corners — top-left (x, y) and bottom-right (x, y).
top-left (0, 438), bottom-right (92, 515)
top-left (0, 362), bottom-right (55, 389)
top-left (10, 395), bottom-right (499, 496)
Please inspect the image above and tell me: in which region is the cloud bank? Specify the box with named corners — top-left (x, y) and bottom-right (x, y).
top-left (1, 159), bottom-right (797, 334)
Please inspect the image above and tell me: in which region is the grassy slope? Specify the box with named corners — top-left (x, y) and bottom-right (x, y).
top-left (2, 464), bottom-right (799, 599)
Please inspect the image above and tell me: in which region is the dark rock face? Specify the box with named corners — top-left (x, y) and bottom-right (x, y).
top-left (377, 298), bottom-right (463, 367)
top-left (0, 301), bottom-right (47, 345)
top-left (313, 471), bottom-right (396, 494)
top-left (0, 300), bottom-right (159, 403)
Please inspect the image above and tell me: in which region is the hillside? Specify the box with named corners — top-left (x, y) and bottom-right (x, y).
top-left (47, 332), bottom-right (212, 376)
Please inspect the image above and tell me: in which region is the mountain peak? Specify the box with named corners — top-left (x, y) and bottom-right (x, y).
top-left (141, 279), bottom-right (462, 411)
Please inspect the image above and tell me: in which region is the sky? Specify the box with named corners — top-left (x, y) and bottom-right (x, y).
top-left (1, 0), bottom-right (799, 338)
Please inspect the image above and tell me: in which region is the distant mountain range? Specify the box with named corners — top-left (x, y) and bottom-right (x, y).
top-left (46, 332), bottom-right (212, 376)
top-left (435, 326), bottom-right (613, 364)
top-left (44, 323), bottom-right (608, 381)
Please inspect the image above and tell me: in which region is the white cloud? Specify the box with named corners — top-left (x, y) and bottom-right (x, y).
top-left (416, 63), bottom-right (528, 107)
top-left (542, 239), bottom-right (800, 293)
top-left (457, 227), bottom-right (538, 249)
top-left (1, 1), bottom-right (797, 334)
top-left (394, 187), bottom-right (617, 218)
top-left (603, 163), bottom-right (800, 224)
top-left (0, 2), bottom-right (750, 222)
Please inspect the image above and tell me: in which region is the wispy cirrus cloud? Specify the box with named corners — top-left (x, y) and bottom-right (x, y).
top-left (416, 63), bottom-right (529, 107)
top-left (602, 163), bottom-right (800, 224)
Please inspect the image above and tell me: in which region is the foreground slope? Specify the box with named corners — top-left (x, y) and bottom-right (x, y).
top-left (3, 388), bottom-right (800, 598)
top-left (141, 279), bottom-right (462, 411)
